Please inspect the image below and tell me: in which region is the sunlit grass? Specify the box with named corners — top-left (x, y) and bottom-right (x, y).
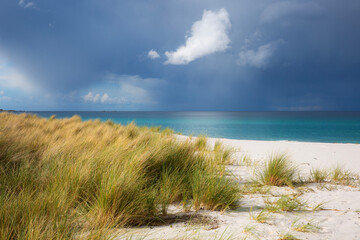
top-left (310, 168), bottom-right (328, 183)
top-left (291, 218), bottom-right (320, 233)
top-left (194, 135), bottom-right (208, 151)
top-left (0, 112), bottom-right (240, 239)
top-left (255, 153), bottom-right (297, 187)
top-left (249, 208), bottom-right (270, 223)
top-left (265, 195), bottom-right (306, 212)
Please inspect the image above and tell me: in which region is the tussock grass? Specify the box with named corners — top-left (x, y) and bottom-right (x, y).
top-left (211, 140), bottom-right (233, 165)
top-left (330, 165), bottom-right (356, 184)
top-left (0, 113), bottom-right (239, 239)
top-left (194, 135), bottom-right (208, 151)
top-left (255, 153), bottom-right (297, 187)
top-left (310, 168), bottom-right (328, 183)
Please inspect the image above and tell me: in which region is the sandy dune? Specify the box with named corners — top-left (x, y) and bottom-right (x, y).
top-left (116, 136), bottom-right (360, 240)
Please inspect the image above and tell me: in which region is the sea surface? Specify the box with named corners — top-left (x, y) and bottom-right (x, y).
top-left (25, 111), bottom-right (360, 143)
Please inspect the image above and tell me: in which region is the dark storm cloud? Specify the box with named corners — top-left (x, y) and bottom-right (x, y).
top-left (0, 0), bottom-right (359, 110)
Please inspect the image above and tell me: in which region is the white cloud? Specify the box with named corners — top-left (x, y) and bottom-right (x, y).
top-left (101, 93), bottom-right (110, 103)
top-left (83, 92), bottom-right (101, 103)
top-left (148, 49), bottom-right (160, 59)
top-left (0, 90), bottom-right (4, 96)
top-left (18, 0), bottom-right (35, 9)
top-left (83, 92), bottom-right (127, 104)
top-left (164, 8), bottom-right (231, 65)
top-left (237, 40), bottom-right (284, 68)
top-left (83, 74), bottom-right (162, 105)
top-left (260, 1), bottom-right (321, 23)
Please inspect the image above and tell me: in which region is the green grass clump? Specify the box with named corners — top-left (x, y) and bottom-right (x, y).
top-left (310, 168), bottom-right (328, 183)
top-left (274, 195), bottom-right (306, 212)
top-left (194, 135), bottom-right (208, 151)
top-left (255, 153), bottom-right (297, 187)
top-left (213, 140), bottom-right (223, 152)
top-left (0, 113), bottom-right (239, 239)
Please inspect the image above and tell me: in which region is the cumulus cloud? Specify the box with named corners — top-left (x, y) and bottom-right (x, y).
top-left (164, 8), bottom-right (231, 65)
top-left (83, 92), bottom-right (127, 104)
top-left (148, 49), bottom-right (160, 59)
top-left (101, 93), bottom-right (110, 103)
top-left (260, 1), bottom-right (321, 23)
top-left (82, 74), bottom-right (161, 105)
top-left (18, 0), bottom-right (35, 9)
top-left (83, 92), bottom-right (100, 103)
top-left (237, 40), bottom-right (284, 68)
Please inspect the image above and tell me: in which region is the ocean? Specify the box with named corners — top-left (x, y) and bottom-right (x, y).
top-left (25, 111), bottom-right (360, 143)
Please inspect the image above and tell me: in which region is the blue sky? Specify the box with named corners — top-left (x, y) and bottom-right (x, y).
top-left (0, 0), bottom-right (360, 111)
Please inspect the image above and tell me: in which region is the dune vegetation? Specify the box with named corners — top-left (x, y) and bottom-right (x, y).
top-left (0, 112), bottom-right (239, 239)
top-left (255, 153), bottom-right (297, 187)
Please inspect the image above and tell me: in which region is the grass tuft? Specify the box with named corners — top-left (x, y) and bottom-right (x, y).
top-left (194, 135), bottom-right (208, 151)
top-left (255, 153), bottom-right (297, 187)
top-left (310, 168), bottom-right (328, 183)
top-left (249, 208), bottom-right (270, 223)
top-left (291, 218), bottom-right (319, 233)
top-left (265, 195), bottom-right (306, 212)
top-left (278, 232), bottom-right (299, 240)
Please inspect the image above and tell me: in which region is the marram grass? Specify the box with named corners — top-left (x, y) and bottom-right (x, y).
top-left (0, 112), bottom-right (239, 239)
top-left (255, 153), bottom-right (297, 187)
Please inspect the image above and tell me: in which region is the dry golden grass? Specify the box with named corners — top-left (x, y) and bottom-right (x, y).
top-left (0, 112), bottom-right (239, 239)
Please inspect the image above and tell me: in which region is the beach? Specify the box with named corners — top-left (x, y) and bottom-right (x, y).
top-left (118, 136), bottom-right (360, 240)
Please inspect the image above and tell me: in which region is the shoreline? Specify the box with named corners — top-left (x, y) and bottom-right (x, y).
top-left (177, 135), bottom-right (360, 173)
top-left (177, 134), bottom-right (360, 145)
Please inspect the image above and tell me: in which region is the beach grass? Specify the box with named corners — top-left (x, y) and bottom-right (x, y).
top-left (255, 153), bottom-right (297, 187)
top-left (291, 218), bottom-right (319, 233)
top-left (0, 112), bottom-right (239, 239)
top-left (310, 168), bottom-right (328, 183)
top-left (249, 208), bottom-right (270, 223)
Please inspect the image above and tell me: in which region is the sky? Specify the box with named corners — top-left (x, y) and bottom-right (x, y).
top-left (0, 0), bottom-right (360, 111)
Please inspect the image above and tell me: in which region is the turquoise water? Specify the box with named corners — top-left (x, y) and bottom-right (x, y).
top-left (27, 111), bottom-right (360, 143)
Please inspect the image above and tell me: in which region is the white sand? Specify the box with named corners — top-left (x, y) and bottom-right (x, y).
top-left (116, 136), bottom-right (360, 240)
